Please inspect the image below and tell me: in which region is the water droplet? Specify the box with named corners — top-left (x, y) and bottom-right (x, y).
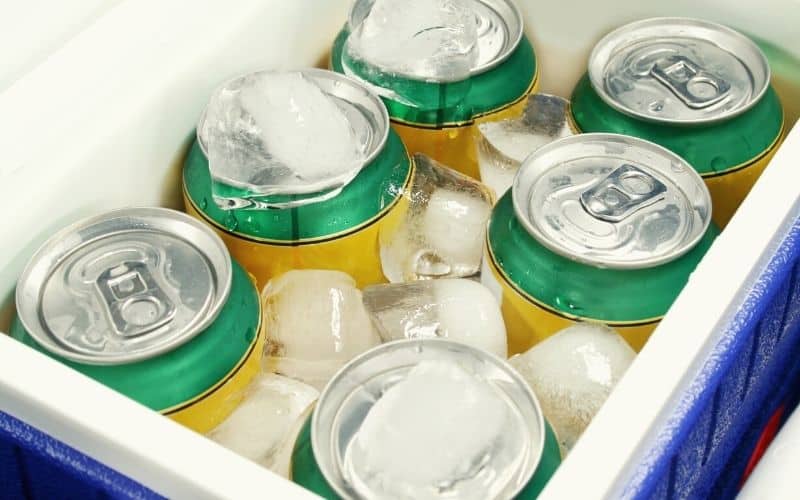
top-left (200, 198), bottom-right (208, 210)
top-left (670, 162), bottom-right (685, 173)
top-left (710, 156), bottom-right (727, 173)
top-left (412, 250), bottom-right (451, 279)
top-left (648, 100), bottom-right (664, 112)
top-left (224, 212), bottom-right (239, 231)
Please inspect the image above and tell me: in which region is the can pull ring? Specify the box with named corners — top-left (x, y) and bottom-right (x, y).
top-left (650, 55), bottom-right (731, 109)
top-left (95, 260), bottom-right (176, 338)
top-left (580, 164), bottom-right (667, 222)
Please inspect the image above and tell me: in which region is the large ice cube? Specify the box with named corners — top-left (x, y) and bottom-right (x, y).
top-left (508, 323), bottom-right (635, 454)
top-left (263, 270), bottom-right (381, 389)
top-left (207, 373), bottom-right (318, 477)
top-left (345, 0), bottom-right (478, 82)
top-left (380, 154), bottom-right (493, 282)
top-left (477, 94), bottom-right (572, 197)
top-left (363, 279), bottom-right (507, 358)
top-left (343, 360), bottom-right (525, 499)
top-left (201, 71), bottom-right (367, 208)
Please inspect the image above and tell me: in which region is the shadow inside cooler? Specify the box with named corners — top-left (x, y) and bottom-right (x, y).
top-left (0, 1), bottom-right (799, 499)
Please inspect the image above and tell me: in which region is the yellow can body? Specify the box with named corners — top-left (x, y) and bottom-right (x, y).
top-left (184, 190), bottom-right (409, 291)
top-left (166, 318), bottom-right (265, 433)
top-left (483, 250), bottom-right (657, 355)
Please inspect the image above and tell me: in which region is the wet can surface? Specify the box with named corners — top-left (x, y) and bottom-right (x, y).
top-left (330, 0), bottom-right (538, 180)
top-left (483, 134), bottom-right (719, 354)
top-left (11, 208), bottom-right (263, 433)
top-left (183, 69), bottom-right (413, 289)
top-left (570, 17), bottom-right (785, 227)
top-left (290, 339), bottom-right (561, 499)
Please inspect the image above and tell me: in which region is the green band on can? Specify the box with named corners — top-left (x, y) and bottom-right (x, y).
top-left (570, 74), bottom-right (784, 175)
top-left (488, 192), bottom-right (720, 323)
top-left (330, 28), bottom-right (537, 127)
top-left (290, 413), bottom-right (562, 499)
top-left (10, 259), bottom-right (260, 412)
top-left (182, 129), bottom-right (412, 243)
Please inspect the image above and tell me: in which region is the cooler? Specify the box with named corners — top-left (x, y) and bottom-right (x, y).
top-left (0, 0), bottom-right (798, 498)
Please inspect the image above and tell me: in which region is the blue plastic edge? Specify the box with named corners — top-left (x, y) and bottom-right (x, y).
top-left (0, 409), bottom-right (163, 499)
top-left (620, 205), bottom-right (800, 499)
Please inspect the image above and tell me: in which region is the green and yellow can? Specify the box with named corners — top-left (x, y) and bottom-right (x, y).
top-left (289, 339), bottom-right (562, 499)
top-left (183, 69), bottom-right (412, 289)
top-left (330, 0), bottom-right (538, 180)
top-left (570, 17), bottom-right (785, 227)
top-left (483, 134), bottom-right (719, 354)
top-left (11, 208), bottom-right (263, 433)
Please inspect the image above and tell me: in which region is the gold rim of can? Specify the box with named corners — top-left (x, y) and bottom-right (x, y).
top-left (485, 238), bottom-right (663, 327)
top-left (181, 153), bottom-right (414, 246)
top-left (568, 113), bottom-right (786, 178)
top-left (387, 70), bottom-right (539, 129)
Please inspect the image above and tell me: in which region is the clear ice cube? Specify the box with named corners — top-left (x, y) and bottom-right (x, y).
top-left (343, 360), bottom-right (526, 499)
top-left (206, 372), bottom-right (318, 477)
top-left (380, 154), bottom-right (493, 282)
top-left (345, 0), bottom-right (478, 82)
top-left (477, 93), bottom-right (573, 198)
top-left (363, 279), bottom-right (507, 358)
top-left (263, 270), bottom-right (381, 389)
top-left (508, 323), bottom-right (635, 454)
top-left (201, 71), bottom-right (368, 209)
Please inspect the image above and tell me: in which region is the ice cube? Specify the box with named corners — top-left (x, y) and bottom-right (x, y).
top-left (508, 323), bottom-right (635, 454)
top-left (201, 71), bottom-right (367, 208)
top-left (343, 359), bottom-right (525, 499)
top-left (380, 154), bottom-right (493, 282)
top-left (206, 373), bottom-right (318, 477)
top-left (363, 279), bottom-right (507, 358)
top-left (263, 270), bottom-right (381, 389)
top-left (345, 0), bottom-right (478, 82)
top-left (477, 93), bottom-right (572, 198)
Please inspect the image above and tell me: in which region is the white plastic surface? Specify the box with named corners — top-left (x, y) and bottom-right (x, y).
top-left (738, 404), bottom-right (800, 499)
top-left (0, 1), bottom-right (798, 498)
top-left (0, 0), bottom-right (125, 92)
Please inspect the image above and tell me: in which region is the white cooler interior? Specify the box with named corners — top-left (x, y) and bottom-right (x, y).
top-left (0, 0), bottom-right (798, 498)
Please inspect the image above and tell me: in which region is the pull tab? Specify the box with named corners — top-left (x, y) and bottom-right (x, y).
top-left (650, 55), bottom-right (731, 109)
top-left (580, 164), bottom-right (667, 222)
top-left (95, 261), bottom-right (176, 338)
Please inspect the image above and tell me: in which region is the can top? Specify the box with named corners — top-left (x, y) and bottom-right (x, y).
top-left (197, 68), bottom-right (389, 207)
top-left (512, 133), bottom-right (712, 269)
top-left (347, 0), bottom-right (523, 79)
top-left (312, 339), bottom-right (544, 499)
top-left (588, 17), bottom-right (770, 125)
top-left (15, 208), bottom-right (232, 365)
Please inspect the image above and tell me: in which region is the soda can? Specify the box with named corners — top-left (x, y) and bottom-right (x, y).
top-left (570, 17), bottom-right (785, 227)
top-left (483, 134), bottom-right (719, 354)
top-left (289, 339), bottom-right (561, 499)
top-left (11, 208), bottom-right (263, 434)
top-left (183, 69), bottom-right (413, 289)
top-left (330, 0), bottom-right (538, 180)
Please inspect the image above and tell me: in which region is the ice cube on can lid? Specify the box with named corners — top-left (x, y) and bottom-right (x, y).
top-left (588, 17), bottom-right (770, 124)
top-left (346, 0), bottom-right (523, 81)
top-left (196, 68), bottom-right (389, 201)
top-left (15, 207), bottom-right (232, 364)
top-left (512, 133), bottom-right (712, 269)
top-left (312, 338), bottom-right (545, 499)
